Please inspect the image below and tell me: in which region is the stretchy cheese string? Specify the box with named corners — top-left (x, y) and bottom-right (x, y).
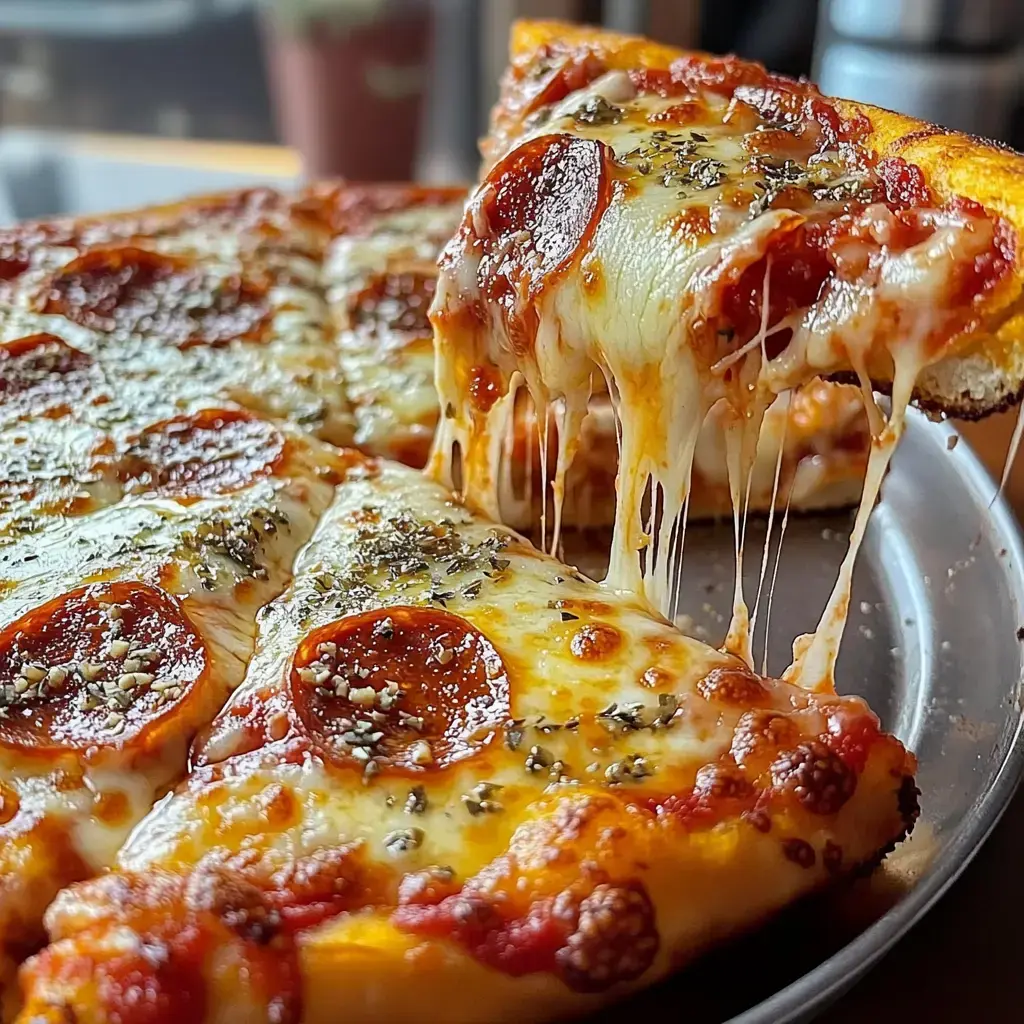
top-left (723, 258), bottom-right (774, 665)
top-left (786, 351), bottom-right (918, 689)
top-left (750, 390), bottom-right (792, 659)
top-left (763, 466), bottom-right (796, 676)
top-left (993, 402), bottom-right (1024, 508)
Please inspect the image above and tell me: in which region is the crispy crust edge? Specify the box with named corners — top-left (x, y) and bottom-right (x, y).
top-left (509, 20), bottom-right (1024, 419)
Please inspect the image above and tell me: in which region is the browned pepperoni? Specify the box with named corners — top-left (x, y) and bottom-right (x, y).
top-left (770, 740), bottom-right (857, 815)
top-left (40, 246), bottom-right (270, 349)
top-left (117, 409), bottom-right (285, 501)
top-left (569, 623), bottom-right (622, 661)
top-left (697, 665), bottom-right (771, 706)
top-left (0, 334), bottom-right (95, 414)
top-left (459, 134), bottom-right (614, 321)
top-left (348, 270), bottom-right (436, 337)
top-left (0, 581), bottom-right (207, 753)
top-left (289, 606), bottom-right (511, 775)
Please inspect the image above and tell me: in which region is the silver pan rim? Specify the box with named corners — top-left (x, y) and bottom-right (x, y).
top-left (730, 417), bottom-right (1024, 1024)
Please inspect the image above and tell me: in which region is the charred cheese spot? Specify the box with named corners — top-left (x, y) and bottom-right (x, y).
top-left (730, 710), bottom-right (802, 770)
top-left (40, 246), bottom-right (270, 348)
top-left (290, 606), bottom-right (511, 775)
top-left (569, 623), bottom-right (621, 660)
top-left (824, 703), bottom-right (882, 773)
top-left (397, 866), bottom-right (461, 907)
top-left (184, 860), bottom-right (283, 944)
top-left (116, 409), bottom-right (286, 501)
top-left (769, 740), bottom-right (856, 815)
top-left (692, 761), bottom-right (754, 802)
top-left (394, 875), bottom-right (658, 994)
top-left (25, 868), bottom-right (299, 1024)
top-left (696, 665), bottom-right (770, 706)
top-left (556, 881), bottom-right (659, 993)
top-left (782, 837), bottom-right (816, 869)
top-left (823, 839), bottom-right (844, 874)
top-left (0, 581), bottom-right (206, 752)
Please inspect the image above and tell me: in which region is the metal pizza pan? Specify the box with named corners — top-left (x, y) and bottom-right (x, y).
top-left (583, 409), bottom-right (1024, 1023)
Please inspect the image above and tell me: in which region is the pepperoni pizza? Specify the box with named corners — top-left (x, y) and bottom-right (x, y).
top-left (5, 24), bottom-right (1020, 1013)
top-left (0, 402), bottom-right (347, 1008)
top-left (0, 175), bottom-right (877, 1017)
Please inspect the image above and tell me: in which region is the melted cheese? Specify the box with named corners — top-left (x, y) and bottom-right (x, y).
top-left (431, 59), bottom-right (1004, 688)
top-left (0, 418), bottom-right (342, 999)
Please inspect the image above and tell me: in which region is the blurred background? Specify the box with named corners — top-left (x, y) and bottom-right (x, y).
top-left (0, 0), bottom-right (1020, 492)
top-left (0, 0), bottom-right (1016, 220)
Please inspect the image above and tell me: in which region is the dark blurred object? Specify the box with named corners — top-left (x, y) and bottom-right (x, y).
top-left (814, 0), bottom-right (1023, 147)
top-left (701, 0), bottom-right (818, 78)
top-left (0, 1), bottom-right (274, 141)
top-left (262, 0), bottom-right (433, 180)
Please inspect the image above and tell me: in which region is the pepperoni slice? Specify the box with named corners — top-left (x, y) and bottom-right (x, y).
top-left (117, 409), bottom-right (285, 501)
top-left (289, 606), bottom-right (511, 774)
top-left (348, 270), bottom-right (436, 337)
top-left (0, 334), bottom-right (95, 416)
top-left (0, 581), bottom-right (206, 752)
top-left (466, 134), bottom-right (614, 314)
top-left (40, 246), bottom-right (270, 349)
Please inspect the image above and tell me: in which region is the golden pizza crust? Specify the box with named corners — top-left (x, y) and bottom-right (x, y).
top-left (509, 19), bottom-right (1024, 419)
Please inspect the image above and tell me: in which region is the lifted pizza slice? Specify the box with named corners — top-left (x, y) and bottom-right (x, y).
top-left (319, 181), bottom-right (868, 526)
top-left (16, 457), bottom-right (916, 1024)
top-left (430, 20), bottom-right (1024, 680)
top-left (0, 406), bottom-right (348, 1009)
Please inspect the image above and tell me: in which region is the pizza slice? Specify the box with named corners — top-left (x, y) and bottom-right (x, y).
top-left (15, 456), bottom-right (916, 1024)
top-left (0, 404), bottom-right (348, 1009)
top-left (429, 19), bottom-right (1024, 680)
